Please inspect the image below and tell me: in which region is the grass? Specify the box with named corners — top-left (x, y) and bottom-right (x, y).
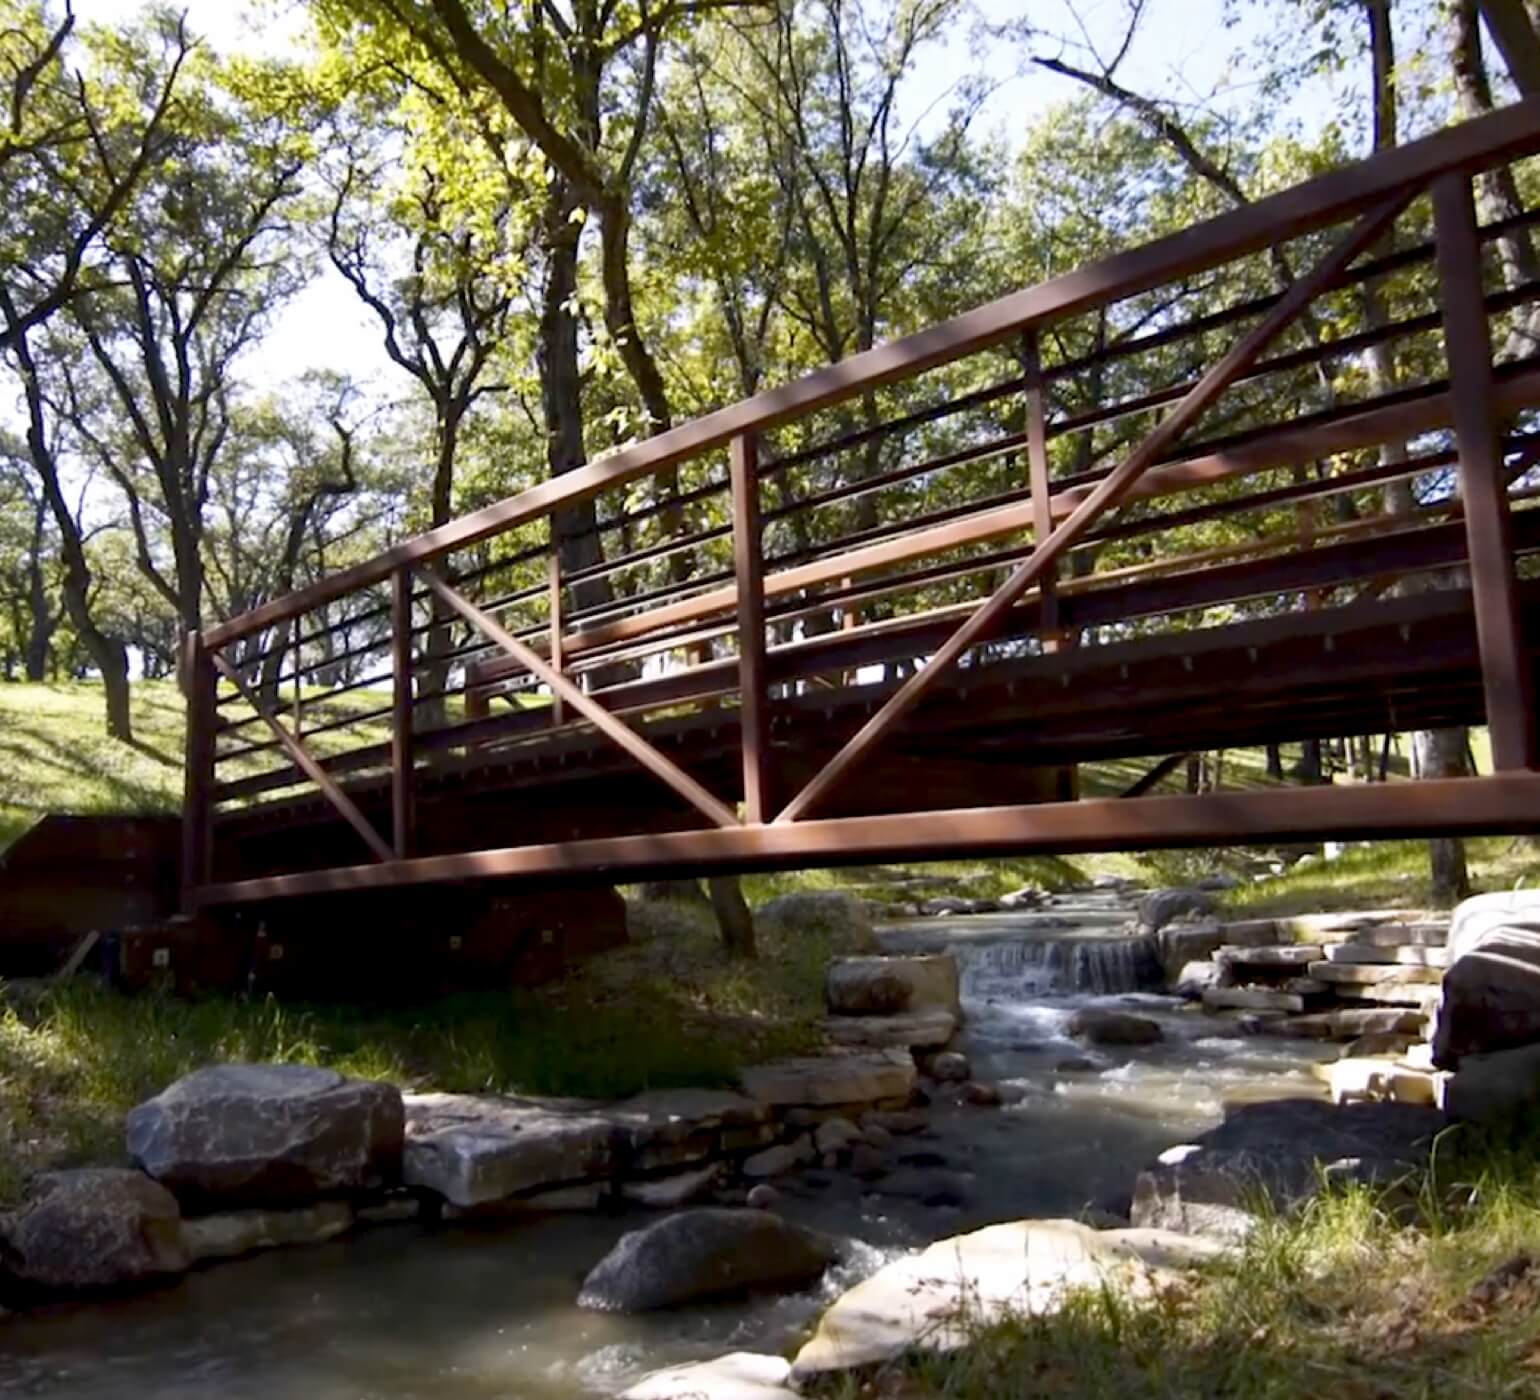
top-left (0, 892), bottom-right (866, 1205)
top-left (863, 1113), bottom-right (1540, 1399)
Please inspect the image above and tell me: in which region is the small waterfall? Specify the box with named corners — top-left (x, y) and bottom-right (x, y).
top-left (960, 934), bottom-right (1161, 1000)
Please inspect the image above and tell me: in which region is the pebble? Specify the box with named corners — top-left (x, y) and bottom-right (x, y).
top-left (928, 1051), bottom-right (971, 1083)
top-left (963, 1081), bottom-right (1002, 1107)
top-left (745, 1185), bottom-right (780, 1210)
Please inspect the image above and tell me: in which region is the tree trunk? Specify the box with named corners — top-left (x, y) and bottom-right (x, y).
top-left (708, 875), bottom-right (757, 959)
top-left (1417, 727), bottom-right (1472, 903)
top-left (1266, 743), bottom-right (1284, 780)
top-left (639, 878), bottom-right (709, 904)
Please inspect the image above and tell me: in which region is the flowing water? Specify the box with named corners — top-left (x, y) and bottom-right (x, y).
top-left (0, 892), bottom-right (1334, 1398)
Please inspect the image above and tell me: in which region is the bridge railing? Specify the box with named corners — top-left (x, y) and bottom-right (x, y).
top-left (182, 100), bottom-right (1540, 905)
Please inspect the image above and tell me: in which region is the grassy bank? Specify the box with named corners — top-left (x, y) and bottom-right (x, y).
top-left (0, 894), bottom-right (870, 1205)
top-left (887, 1115), bottom-right (1540, 1399)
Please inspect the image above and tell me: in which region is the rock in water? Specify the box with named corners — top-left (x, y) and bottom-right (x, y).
top-left (578, 1208), bottom-right (839, 1312)
top-left (826, 955), bottom-right (961, 1018)
top-left (1433, 889), bottom-right (1540, 1066)
top-left (1068, 1008), bottom-right (1163, 1046)
top-left (622, 1352), bottom-right (798, 1400)
top-left (127, 1063), bottom-right (404, 1206)
top-left (790, 1219), bottom-right (1225, 1381)
top-left (2, 1169), bottom-right (186, 1297)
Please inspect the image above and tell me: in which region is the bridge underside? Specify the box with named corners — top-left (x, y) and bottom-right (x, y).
top-left (199, 576), bottom-right (1540, 906)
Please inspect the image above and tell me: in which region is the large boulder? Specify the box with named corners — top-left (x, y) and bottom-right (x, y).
top-left (826, 955), bottom-right (961, 1019)
top-left (1131, 1098), bottom-right (1442, 1240)
top-left (1442, 1042), bottom-right (1540, 1122)
top-left (127, 1064), bottom-right (404, 1207)
top-left (1138, 888), bottom-right (1216, 934)
top-left (577, 1208), bottom-right (839, 1312)
top-left (1432, 890), bottom-right (1540, 1067)
top-left (790, 1219), bottom-right (1225, 1381)
top-left (1068, 1008), bottom-right (1163, 1046)
top-left (754, 892), bottom-right (876, 950)
top-left (1, 1169), bottom-right (186, 1298)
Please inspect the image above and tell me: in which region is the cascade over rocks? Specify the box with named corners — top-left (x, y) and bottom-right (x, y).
top-left (577, 1208), bottom-right (840, 1312)
top-left (126, 1064), bottom-right (404, 1206)
top-left (1433, 890), bottom-right (1540, 1066)
top-left (1069, 1008), bottom-right (1163, 1046)
top-left (1, 1169), bottom-right (186, 1297)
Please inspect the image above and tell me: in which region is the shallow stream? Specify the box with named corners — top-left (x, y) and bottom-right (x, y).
top-left (0, 892), bottom-right (1333, 1398)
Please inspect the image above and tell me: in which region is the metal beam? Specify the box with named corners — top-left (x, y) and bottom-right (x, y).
top-left (1434, 172), bottom-right (1537, 770)
top-left (390, 567), bottom-right (415, 858)
top-left (417, 566), bottom-right (742, 830)
top-left (189, 774), bottom-right (1540, 906)
top-left (775, 196), bottom-right (1410, 823)
top-left (731, 434), bottom-right (770, 822)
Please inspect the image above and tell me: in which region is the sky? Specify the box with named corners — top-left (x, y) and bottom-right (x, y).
top-left (59, 0), bottom-right (1333, 402)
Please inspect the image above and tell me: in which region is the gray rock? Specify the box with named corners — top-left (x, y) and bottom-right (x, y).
top-left (1158, 922), bottom-right (1225, 982)
top-left (755, 892), bottom-right (876, 949)
top-left (1433, 890), bottom-right (1540, 1066)
top-left (181, 1201), bottom-right (353, 1262)
top-left (867, 1167), bottom-right (973, 1208)
top-left (577, 1208), bottom-right (839, 1312)
top-left (1131, 1098), bottom-right (1442, 1239)
top-left (963, 1081), bottom-right (1002, 1107)
top-left (927, 1050), bottom-right (971, 1082)
top-left (861, 1123), bottom-right (894, 1149)
top-left (2, 1169), bottom-right (186, 1296)
top-left (127, 1064), bottom-right (403, 1206)
top-left (813, 1118), bottom-right (863, 1156)
top-left (1442, 1042), bottom-right (1540, 1122)
top-left (746, 1185), bottom-right (781, 1210)
top-left (821, 1008), bottom-right (957, 1050)
top-left (742, 1136), bottom-right (815, 1179)
top-left (826, 955), bottom-right (961, 1018)
top-left (402, 1093), bottom-right (616, 1208)
top-left (622, 1352), bottom-right (798, 1400)
top-left (1139, 888), bottom-right (1217, 934)
top-left (622, 1164), bottom-right (722, 1209)
top-left (1068, 1009), bottom-right (1163, 1046)
top-left (739, 1050), bottom-right (916, 1108)
top-left (1055, 1056), bottom-right (1099, 1073)
top-left (861, 1108), bottom-right (927, 1136)
top-left (1173, 960), bottom-right (1228, 998)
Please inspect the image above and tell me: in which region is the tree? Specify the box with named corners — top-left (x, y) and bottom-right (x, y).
top-left (62, 53), bottom-right (310, 640)
top-left (0, 1), bottom-right (191, 737)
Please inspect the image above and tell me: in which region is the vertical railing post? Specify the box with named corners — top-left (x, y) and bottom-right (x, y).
top-left (731, 432), bottom-right (769, 823)
top-left (1434, 171), bottom-right (1536, 771)
top-left (549, 550), bottom-right (566, 727)
top-left (1022, 329), bottom-right (1062, 651)
top-left (180, 630), bottom-right (216, 912)
top-left (391, 565), bottom-right (416, 858)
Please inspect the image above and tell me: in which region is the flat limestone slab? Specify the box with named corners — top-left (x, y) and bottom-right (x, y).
top-left (1341, 922), bottom-right (1449, 949)
top-left (1308, 962), bottom-right (1443, 986)
top-left (821, 1008), bottom-right (956, 1050)
top-left (1323, 1058), bottom-right (1444, 1107)
top-left (1278, 912), bottom-right (1444, 943)
top-left (739, 1050), bottom-right (916, 1108)
top-left (1274, 1008), bottom-right (1426, 1040)
top-left (790, 1219), bottom-right (1227, 1382)
top-left (1338, 982), bottom-right (1444, 1009)
top-left (1203, 987), bottom-right (1306, 1013)
top-left (1322, 944), bottom-right (1450, 967)
top-left (403, 1094), bottom-right (619, 1208)
top-left (622, 1352), bottom-right (798, 1400)
top-left (1215, 945), bottom-right (1322, 967)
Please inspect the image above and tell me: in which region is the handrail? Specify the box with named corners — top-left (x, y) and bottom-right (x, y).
top-left (201, 96), bottom-right (1540, 650)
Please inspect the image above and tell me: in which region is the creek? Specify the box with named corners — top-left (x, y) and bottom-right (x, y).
top-left (0, 891), bottom-right (1333, 1398)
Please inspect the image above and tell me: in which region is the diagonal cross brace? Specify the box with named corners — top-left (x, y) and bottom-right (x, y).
top-left (419, 566), bottom-right (743, 830)
top-left (209, 651), bottom-right (395, 863)
top-left (776, 193), bottom-right (1412, 824)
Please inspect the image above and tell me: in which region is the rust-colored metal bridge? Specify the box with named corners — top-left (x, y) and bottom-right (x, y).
top-left (182, 103), bottom-right (1540, 914)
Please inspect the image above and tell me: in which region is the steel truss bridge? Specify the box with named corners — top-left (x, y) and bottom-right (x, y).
top-left (182, 102), bottom-right (1540, 914)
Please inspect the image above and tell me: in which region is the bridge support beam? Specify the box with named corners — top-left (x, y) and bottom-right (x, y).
top-left (731, 433), bottom-right (770, 822)
top-left (1434, 171), bottom-right (1537, 772)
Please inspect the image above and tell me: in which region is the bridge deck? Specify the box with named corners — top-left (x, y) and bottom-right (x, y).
top-left (185, 104), bottom-right (1540, 909)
